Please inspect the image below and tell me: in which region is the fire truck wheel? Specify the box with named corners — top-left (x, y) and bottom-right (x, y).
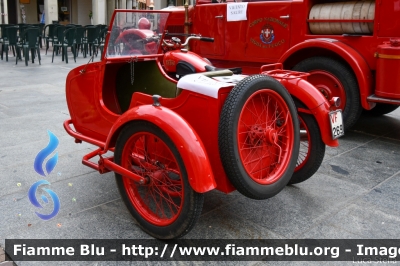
top-left (114, 121), bottom-right (204, 239)
top-left (289, 111), bottom-right (325, 185)
top-left (293, 56), bottom-right (361, 129)
top-left (219, 75), bottom-right (300, 200)
top-left (363, 103), bottom-right (399, 116)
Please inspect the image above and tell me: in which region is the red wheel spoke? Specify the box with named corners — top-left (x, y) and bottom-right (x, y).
top-left (244, 104), bottom-right (261, 123)
top-left (253, 96), bottom-right (268, 126)
top-left (244, 146), bottom-right (280, 172)
top-left (121, 131), bottom-right (184, 226)
top-left (152, 188), bottom-right (173, 219)
top-left (238, 127), bottom-right (254, 150)
top-left (240, 140), bottom-right (263, 166)
top-left (260, 94), bottom-right (269, 122)
top-left (154, 187), bottom-right (167, 219)
top-left (250, 97), bottom-right (261, 123)
top-left (296, 116), bottom-right (311, 169)
top-left (237, 89), bottom-right (294, 185)
top-left (153, 176), bottom-right (182, 195)
top-left (147, 186), bottom-right (164, 218)
top-left (153, 185), bottom-right (181, 213)
top-left (246, 153), bottom-right (273, 177)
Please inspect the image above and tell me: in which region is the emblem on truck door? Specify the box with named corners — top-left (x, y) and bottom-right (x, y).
top-left (249, 17), bottom-right (287, 49)
top-left (260, 23), bottom-right (275, 44)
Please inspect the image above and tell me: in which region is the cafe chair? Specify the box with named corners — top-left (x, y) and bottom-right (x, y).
top-left (74, 26), bottom-right (86, 57)
top-left (1, 26), bottom-right (19, 61)
top-left (84, 26), bottom-right (100, 57)
top-left (52, 27), bottom-right (76, 64)
top-left (16, 27), bottom-right (41, 66)
top-left (43, 24), bottom-right (57, 55)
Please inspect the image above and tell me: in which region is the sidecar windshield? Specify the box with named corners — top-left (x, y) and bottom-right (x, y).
top-left (106, 10), bottom-right (170, 58)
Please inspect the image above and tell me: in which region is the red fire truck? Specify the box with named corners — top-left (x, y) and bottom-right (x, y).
top-left (165, 0), bottom-right (400, 129)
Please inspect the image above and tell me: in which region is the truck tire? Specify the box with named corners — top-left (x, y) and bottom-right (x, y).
top-left (219, 75), bottom-right (300, 200)
top-left (290, 112), bottom-right (325, 185)
top-left (363, 103), bottom-right (399, 116)
top-left (293, 56), bottom-right (361, 129)
top-left (115, 121), bottom-right (204, 239)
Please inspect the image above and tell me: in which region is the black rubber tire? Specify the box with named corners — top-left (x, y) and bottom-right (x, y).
top-left (293, 56), bottom-right (361, 129)
top-left (363, 103), bottom-right (399, 116)
top-left (289, 111), bottom-right (325, 185)
top-left (114, 121), bottom-right (204, 239)
top-left (218, 75), bottom-right (300, 200)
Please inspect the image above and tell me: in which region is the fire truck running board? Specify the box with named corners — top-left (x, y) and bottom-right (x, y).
top-left (367, 95), bottom-right (400, 105)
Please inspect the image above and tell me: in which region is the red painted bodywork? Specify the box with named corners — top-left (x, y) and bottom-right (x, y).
top-left (263, 69), bottom-right (338, 147)
top-left (65, 61), bottom-right (219, 193)
top-left (65, 8), bottom-right (234, 192)
top-left (105, 104), bottom-right (216, 193)
top-left (64, 9), bottom-right (338, 195)
top-left (165, 0), bottom-right (400, 109)
top-left (375, 40), bottom-right (400, 99)
top-left (163, 50), bottom-right (210, 73)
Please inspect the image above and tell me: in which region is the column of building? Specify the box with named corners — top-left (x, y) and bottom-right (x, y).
top-left (91, 0), bottom-right (105, 25)
top-left (0, 0), bottom-right (8, 24)
top-left (119, 0), bottom-right (127, 9)
top-left (44, 0), bottom-right (58, 25)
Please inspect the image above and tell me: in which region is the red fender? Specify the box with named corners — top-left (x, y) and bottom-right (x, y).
top-left (280, 39), bottom-right (374, 110)
top-left (278, 78), bottom-right (339, 147)
top-left (104, 104), bottom-right (217, 193)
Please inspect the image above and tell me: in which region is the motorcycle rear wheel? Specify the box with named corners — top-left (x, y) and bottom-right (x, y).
top-left (115, 121), bottom-right (204, 239)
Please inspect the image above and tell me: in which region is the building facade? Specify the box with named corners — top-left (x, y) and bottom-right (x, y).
top-left (0, 0), bottom-right (189, 26)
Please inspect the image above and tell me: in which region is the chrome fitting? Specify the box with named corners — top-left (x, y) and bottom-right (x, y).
top-left (330, 97), bottom-right (341, 108)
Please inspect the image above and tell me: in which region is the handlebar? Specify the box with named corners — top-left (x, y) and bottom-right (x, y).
top-left (199, 37), bottom-right (214, 42)
top-left (163, 35), bottom-right (214, 48)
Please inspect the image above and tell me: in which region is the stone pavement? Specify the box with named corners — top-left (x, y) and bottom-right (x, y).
top-left (0, 46), bottom-right (400, 266)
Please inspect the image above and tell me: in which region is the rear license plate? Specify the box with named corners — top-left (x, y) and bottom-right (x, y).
top-left (329, 110), bottom-right (344, 139)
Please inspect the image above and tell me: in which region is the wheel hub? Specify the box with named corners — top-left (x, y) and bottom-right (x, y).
top-left (316, 85), bottom-right (332, 99)
top-left (308, 70), bottom-right (346, 110)
top-left (249, 125), bottom-right (278, 145)
top-left (143, 170), bottom-right (165, 186)
top-left (249, 125), bottom-right (265, 144)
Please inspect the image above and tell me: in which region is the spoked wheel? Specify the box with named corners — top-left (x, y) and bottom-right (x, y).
top-left (293, 56), bottom-right (361, 129)
top-left (289, 111), bottom-right (325, 185)
top-left (219, 75), bottom-right (300, 199)
top-left (115, 121), bottom-right (204, 239)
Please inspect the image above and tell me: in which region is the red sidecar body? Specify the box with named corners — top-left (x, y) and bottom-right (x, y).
top-left (64, 10), bottom-right (341, 239)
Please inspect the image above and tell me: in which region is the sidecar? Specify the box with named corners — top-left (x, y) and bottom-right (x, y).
top-left (64, 10), bottom-right (342, 239)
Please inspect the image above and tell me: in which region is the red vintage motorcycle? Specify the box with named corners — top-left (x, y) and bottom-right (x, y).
top-left (64, 10), bottom-right (342, 239)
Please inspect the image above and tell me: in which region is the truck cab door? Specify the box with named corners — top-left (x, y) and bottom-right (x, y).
top-left (245, 1), bottom-right (292, 61)
top-left (192, 2), bottom-right (225, 56)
